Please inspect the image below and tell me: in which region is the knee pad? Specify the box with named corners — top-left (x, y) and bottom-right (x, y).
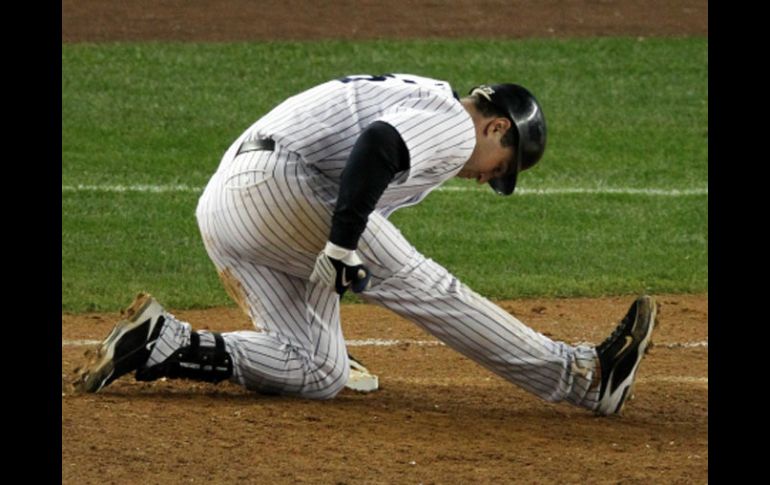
top-left (136, 331), bottom-right (233, 384)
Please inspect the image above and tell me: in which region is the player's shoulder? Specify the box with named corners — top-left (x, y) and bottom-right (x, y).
top-left (333, 73), bottom-right (455, 95)
top-left (389, 73), bottom-right (450, 85)
top-left (388, 73), bottom-right (457, 96)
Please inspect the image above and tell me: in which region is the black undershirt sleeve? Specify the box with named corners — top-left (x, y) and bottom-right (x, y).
top-left (329, 121), bottom-right (410, 250)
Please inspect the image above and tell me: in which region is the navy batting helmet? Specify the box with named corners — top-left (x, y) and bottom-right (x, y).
top-left (468, 83), bottom-right (547, 195)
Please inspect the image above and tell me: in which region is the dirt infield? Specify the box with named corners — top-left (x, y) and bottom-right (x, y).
top-left (63, 294), bottom-right (707, 483)
top-left (62, 0), bottom-right (707, 42)
top-left (62, 1), bottom-right (708, 483)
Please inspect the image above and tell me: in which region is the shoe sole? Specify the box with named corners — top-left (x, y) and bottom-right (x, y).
top-left (74, 293), bottom-right (156, 393)
top-left (614, 296), bottom-right (659, 415)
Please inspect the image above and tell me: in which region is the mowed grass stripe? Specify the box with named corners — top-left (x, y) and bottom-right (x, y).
top-left (63, 38), bottom-right (706, 311)
top-left (62, 184), bottom-right (708, 197)
top-left (63, 38), bottom-right (707, 191)
top-left (62, 188), bottom-right (706, 311)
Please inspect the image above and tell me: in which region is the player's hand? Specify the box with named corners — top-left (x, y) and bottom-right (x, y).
top-left (309, 242), bottom-right (372, 296)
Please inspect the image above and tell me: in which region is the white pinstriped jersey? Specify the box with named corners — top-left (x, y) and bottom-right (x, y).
top-left (168, 73), bottom-right (605, 406)
top-left (241, 74), bottom-right (476, 216)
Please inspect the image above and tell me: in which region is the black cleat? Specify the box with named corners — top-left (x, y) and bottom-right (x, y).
top-left (74, 293), bottom-right (166, 393)
top-left (594, 295), bottom-right (658, 415)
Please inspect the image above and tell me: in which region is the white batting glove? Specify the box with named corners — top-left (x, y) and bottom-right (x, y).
top-left (309, 242), bottom-right (372, 296)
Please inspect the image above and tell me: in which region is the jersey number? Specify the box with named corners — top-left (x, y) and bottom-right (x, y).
top-left (338, 74), bottom-right (416, 85)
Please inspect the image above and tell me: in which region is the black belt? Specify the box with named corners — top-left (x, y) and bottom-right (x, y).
top-left (236, 138), bottom-right (275, 155)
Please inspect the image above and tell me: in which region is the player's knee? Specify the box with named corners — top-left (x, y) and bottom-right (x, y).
top-left (316, 368), bottom-right (349, 400)
top-left (299, 356), bottom-right (350, 400)
top-left (318, 360), bottom-right (350, 399)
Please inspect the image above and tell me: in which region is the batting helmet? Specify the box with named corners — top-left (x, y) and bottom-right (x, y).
top-left (468, 84), bottom-right (547, 195)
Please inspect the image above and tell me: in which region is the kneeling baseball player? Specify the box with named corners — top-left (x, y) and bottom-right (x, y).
top-left (75, 73), bottom-right (657, 415)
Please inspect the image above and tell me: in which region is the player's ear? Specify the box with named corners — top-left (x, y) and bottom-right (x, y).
top-left (486, 117), bottom-right (510, 138)
top-left (494, 117), bottom-right (512, 133)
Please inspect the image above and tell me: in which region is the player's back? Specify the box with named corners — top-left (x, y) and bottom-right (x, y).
top-left (248, 74), bottom-right (461, 177)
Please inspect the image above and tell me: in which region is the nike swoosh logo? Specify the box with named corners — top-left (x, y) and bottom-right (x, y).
top-left (341, 270), bottom-right (352, 287)
top-left (615, 336), bottom-right (634, 358)
top-left (145, 338), bottom-right (158, 351)
top-left (99, 368), bottom-right (115, 390)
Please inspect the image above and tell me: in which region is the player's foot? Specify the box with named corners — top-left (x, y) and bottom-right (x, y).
top-left (594, 295), bottom-right (658, 416)
top-left (74, 292), bottom-right (167, 393)
top-left (346, 353), bottom-right (379, 392)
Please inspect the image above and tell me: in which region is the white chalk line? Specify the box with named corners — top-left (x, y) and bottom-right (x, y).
top-left (386, 375), bottom-right (707, 386)
top-left (63, 338), bottom-right (706, 387)
top-left (61, 184), bottom-right (708, 197)
top-left (347, 339), bottom-right (709, 349)
top-left (63, 338), bottom-right (708, 349)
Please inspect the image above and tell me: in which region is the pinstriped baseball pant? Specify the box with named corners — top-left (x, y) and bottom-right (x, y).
top-left (156, 146), bottom-right (601, 407)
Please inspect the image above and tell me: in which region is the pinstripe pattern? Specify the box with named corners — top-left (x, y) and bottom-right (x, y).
top-left (239, 74), bottom-right (476, 216)
top-left (160, 74), bottom-right (603, 409)
top-left (146, 312), bottom-right (191, 368)
top-left (355, 211), bottom-right (599, 408)
top-left (192, 149), bottom-right (349, 398)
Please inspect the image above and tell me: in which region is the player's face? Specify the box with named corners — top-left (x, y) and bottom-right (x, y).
top-left (456, 115), bottom-right (516, 184)
top-left (457, 143), bottom-right (515, 184)
top-left (457, 145), bottom-right (515, 184)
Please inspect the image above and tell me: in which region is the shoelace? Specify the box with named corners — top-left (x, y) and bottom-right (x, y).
top-left (596, 308), bottom-right (635, 354)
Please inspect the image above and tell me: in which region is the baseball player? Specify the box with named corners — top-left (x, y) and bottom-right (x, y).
top-left (76, 73), bottom-right (657, 415)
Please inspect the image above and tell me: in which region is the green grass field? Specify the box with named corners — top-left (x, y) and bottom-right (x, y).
top-left (62, 38), bottom-right (707, 312)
